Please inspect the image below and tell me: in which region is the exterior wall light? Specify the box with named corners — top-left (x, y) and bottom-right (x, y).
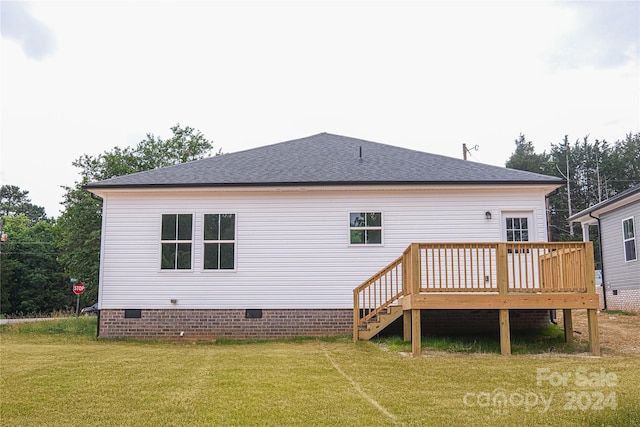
top-left (485, 211), bottom-right (492, 220)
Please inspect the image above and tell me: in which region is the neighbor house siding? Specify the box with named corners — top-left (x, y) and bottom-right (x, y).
top-left (97, 185), bottom-right (549, 310)
top-left (600, 199), bottom-right (640, 298)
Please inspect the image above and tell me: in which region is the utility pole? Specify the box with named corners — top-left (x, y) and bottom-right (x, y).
top-left (595, 149), bottom-right (603, 203)
top-left (556, 136), bottom-right (573, 236)
top-left (565, 137), bottom-right (573, 236)
top-left (462, 143), bottom-right (478, 161)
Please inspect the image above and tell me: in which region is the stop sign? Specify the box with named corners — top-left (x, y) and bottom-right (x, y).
top-left (73, 283), bottom-right (85, 295)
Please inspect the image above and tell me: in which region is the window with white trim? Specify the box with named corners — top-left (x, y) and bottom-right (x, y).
top-left (623, 217), bottom-right (637, 262)
top-left (505, 217), bottom-right (529, 242)
top-left (161, 214), bottom-right (193, 269)
top-left (203, 214), bottom-right (236, 269)
top-left (349, 212), bottom-right (382, 245)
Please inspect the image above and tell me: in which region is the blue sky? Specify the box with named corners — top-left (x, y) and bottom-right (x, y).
top-left (1, 0), bottom-right (639, 216)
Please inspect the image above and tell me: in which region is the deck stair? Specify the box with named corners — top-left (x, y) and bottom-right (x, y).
top-left (358, 305), bottom-right (404, 340)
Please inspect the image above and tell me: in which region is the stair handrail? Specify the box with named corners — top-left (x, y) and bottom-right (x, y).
top-left (353, 250), bottom-right (407, 340)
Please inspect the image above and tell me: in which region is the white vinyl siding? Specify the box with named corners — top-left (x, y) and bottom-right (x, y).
top-left (97, 186), bottom-right (550, 309)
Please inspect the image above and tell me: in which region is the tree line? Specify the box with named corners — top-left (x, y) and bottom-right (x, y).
top-left (1, 128), bottom-right (638, 315)
top-left (505, 132), bottom-right (640, 247)
top-left (1, 125), bottom-right (215, 315)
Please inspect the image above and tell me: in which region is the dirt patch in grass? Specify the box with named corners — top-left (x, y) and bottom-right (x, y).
top-left (562, 309), bottom-right (640, 356)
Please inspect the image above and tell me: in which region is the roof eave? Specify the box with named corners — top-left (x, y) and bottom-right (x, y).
top-left (85, 180), bottom-right (563, 191)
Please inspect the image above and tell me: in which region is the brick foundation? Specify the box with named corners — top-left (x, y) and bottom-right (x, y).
top-left (98, 309), bottom-right (353, 339)
top-left (602, 287), bottom-right (640, 312)
top-left (98, 308), bottom-right (551, 340)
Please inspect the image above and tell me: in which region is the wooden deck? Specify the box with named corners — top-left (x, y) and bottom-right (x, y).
top-left (353, 242), bottom-right (600, 356)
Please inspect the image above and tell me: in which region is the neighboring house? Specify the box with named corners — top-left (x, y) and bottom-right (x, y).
top-left (569, 184), bottom-right (640, 312)
top-left (85, 133), bottom-right (564, 339)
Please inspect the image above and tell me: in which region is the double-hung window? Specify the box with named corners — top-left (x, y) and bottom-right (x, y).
top-left (350, 212), bottom-right (382, 245)
top-left (623, 217), bottom-right (637, 262)
top-left (161, 214), bottom-right (193, 269)
top-left (204, 214), bottom-right (236, 269)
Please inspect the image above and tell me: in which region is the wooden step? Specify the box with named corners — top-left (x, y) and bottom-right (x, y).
top-left (358, 305), bottom-right (404, 340)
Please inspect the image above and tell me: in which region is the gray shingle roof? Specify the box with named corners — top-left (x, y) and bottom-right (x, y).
top-left (568, 183), bottom-right (640, 223)
top-left (85, 133), bottom-right (563, 189)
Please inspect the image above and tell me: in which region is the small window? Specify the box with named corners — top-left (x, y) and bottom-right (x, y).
top-left (204, 214), bottom-right (236, 269)
top-left (350, 212), bottom-right (382, 245)
top-left (161, 214), bottom-right (193, 269)
top-left (505, 217), bottom-right (529, 242)
top-left (623, 217), bottom-right (637, 262)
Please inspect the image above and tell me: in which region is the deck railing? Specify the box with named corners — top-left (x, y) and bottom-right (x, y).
top-left (418, 242), bottom-right (590, 293)
top-left (353, 242), bottom-right (595, 335)
top-left (352, 250), bottom-right (406, 329)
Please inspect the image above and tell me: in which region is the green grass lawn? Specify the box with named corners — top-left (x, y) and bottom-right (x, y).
top-left (1, 318), bottom-right (639, 426)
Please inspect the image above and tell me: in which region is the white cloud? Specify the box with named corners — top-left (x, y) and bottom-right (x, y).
top-left (546, 0), bottom-right (640, 69)
top-left (0, 1), bottom-right (56, 60)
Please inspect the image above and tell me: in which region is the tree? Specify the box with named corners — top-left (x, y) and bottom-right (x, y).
top-left (505, 131), bottom-right (640, 248)
top-left (56, 124), bottom-right (216, 303)
top-left (505, 134), bottom-right (551, 175)
top-left (72, 124), bottom-right (217, 183)
top-left (0, 215), bottom-right (72, 315)
top-left (0, 187), bottom-right (69, 314)
top-left (0, 185), bottom-right (47, 223)
top-left (609, 132), bottom-right (640, 193)
top-left (55, 186), bottom-right (103, 305)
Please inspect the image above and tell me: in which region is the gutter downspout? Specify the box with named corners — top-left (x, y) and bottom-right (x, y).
top-left (588, 212), bottom-right (608, 311)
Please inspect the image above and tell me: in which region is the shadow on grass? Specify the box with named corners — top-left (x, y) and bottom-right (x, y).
top-left (376, 323), bottom-right (589, 355)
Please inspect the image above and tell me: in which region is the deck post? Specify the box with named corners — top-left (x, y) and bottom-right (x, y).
top-left (411, 308), bottom-right (421, 357)
top-left (402, 246), bottom-right (412, 342)
top-left (353, 290), bottom-right (360, 342)
top-left (403, 311), bottom-right (411, 341)
top-left (499, 309), bottom-right (511, 355)
top-left (497, 243), bottom-right (508, 295)
top-left (497, 243), bottom-right (511, 355)
top-left (410, 243), bottom-right (421, 356)
top-left (587, 309), bottom-right (601, 356)
top-left (563, 309), bottom-right (573, 343)
top-left (496, 243), bottom-right (511, 355)
top-left (584, 242), bottom-right (601, 356)
top-left (410, 243), bottom-right (421, 295)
